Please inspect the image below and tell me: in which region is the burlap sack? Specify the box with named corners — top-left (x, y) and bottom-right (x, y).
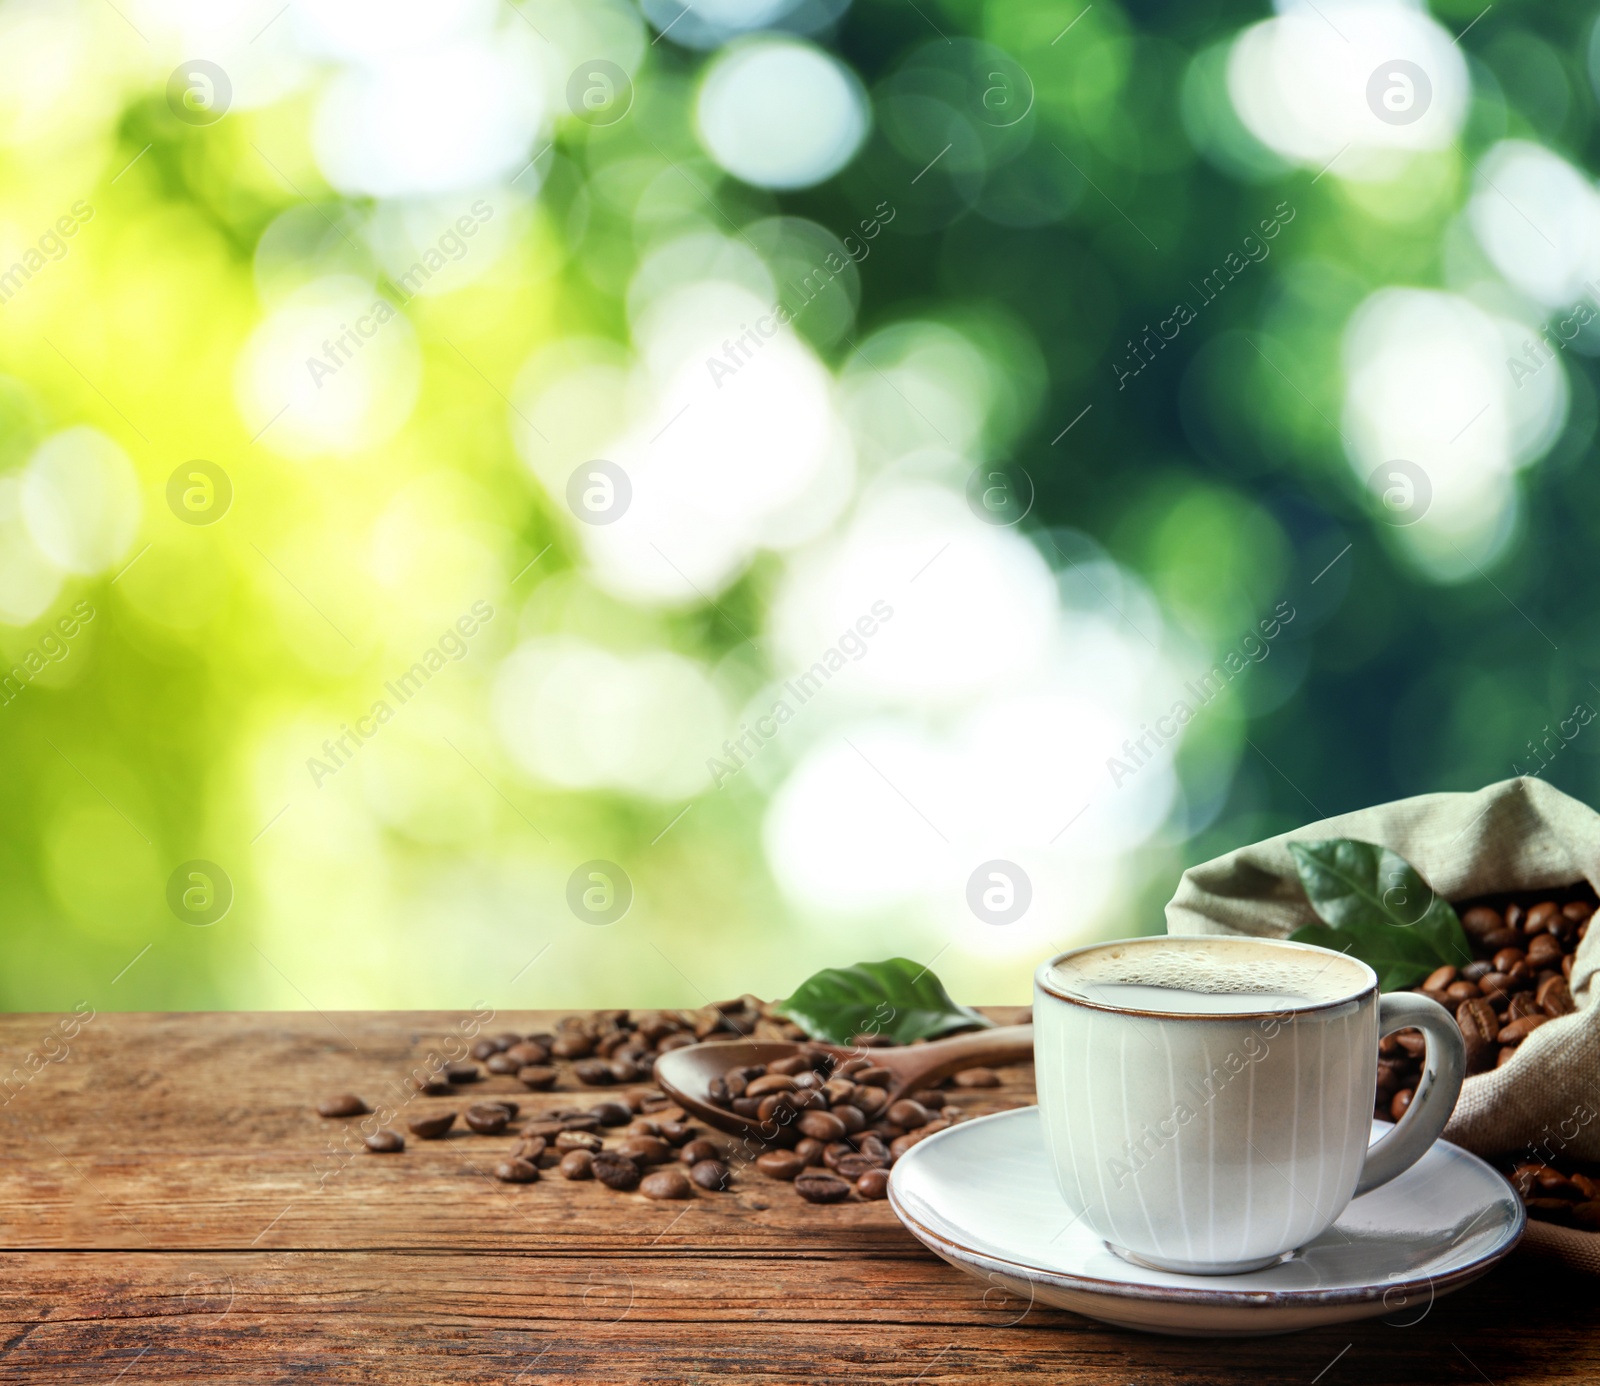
top-left (1164, 776), bottom-right (1600, 1273)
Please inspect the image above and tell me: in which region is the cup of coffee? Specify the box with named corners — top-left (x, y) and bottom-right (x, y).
top-left (1033, 934), bottom-right (1465, 1275)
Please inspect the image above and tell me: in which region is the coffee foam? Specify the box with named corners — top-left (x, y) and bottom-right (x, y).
top-left (1050, 938), bottom-right (1365, 1008)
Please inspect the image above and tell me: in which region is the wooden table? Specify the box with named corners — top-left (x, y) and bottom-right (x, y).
top-left (0, 1009), bottom-right (1592, 1384)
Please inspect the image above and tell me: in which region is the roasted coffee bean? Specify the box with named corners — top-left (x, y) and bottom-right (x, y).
top-left (491, 1032), bottom-right (523, 1051)
top-left (856, 1067), bottom-right (893, 1089)
top-left (572, 1059), bottom-right (615, 1085)
top-left (1422, 965), bottom-right (1457, 992)
top-left (555, 1130), bottom-right (602, 1153)
top-left (608, 1058), bottom-right (641, 1083)
top-left (887, 1100), bottom-right (931, 1129)
top-left (856, 1169), bottom-right (890, 1200)
top-left (1497, 1014), bottom-right (1549, 1044)
top-left (1524, 901), bottom-right (1562, 933)
top-left (1445, 981), bottom-right (1480, 1002)
top-left (821, 1078), bottom-right (857, 1106)
top-left (756, 1150), bottom-right (806, 1181)
top-left (798, 1110), bottom-right (846, 1143)
top-left (1461, 906), bottom-right (1502, 937)
top-left (506, 1042), bottom-right (549, 1067)
top-left (1506, 993), bottom-right (1540, 1023)
top-left (791, 1071), bottom-right (823, 1092)
top-left (523, 1118), bottom-right (565, 1140)
top-left (656, 1120), bottom-right (693, 1147)
top-left (1564, 900), bottom-right (1594, 922)
top-left (641, 1167), bottom-right (693, 1200)
top-left (1479, 972), bottom-right (1513, 1001)
top-left (445, 1063), bottom-right (480, 1084)
top-left (1538, 976), bottom-right (1576, 1017)
top-left (834, 1153), bottom-right (882, 1179)
top-left (485, 1053), bottom-right (519, 1075)
top-left (1491, 947), bottom-right (1526, 974)
top-left (410, 1075), bottom-right (453, 1095)
top-left (794, 1137), bottom-right (825, 1166)
top-left (757, 1093), bottom-right (797, 1123)
top-left (561, 1113), bottom-right (602, 1133)
top-left (592, 1152), bottom-right (641, 1190)
top-left (691, 1158), bottom-right (731, 1191)
top-left (560, 1149), bottom-right (594, 1180)
top-left (518, 1065), bottom-right (558, 1091)
top-left (617, 1135), bottom-right (671, 1166)
top-left (550, 1033), bottom-right (595, 1060)
top-left (1460, 959), bottom-right (1494, 982)
top-left (1526, 933), bottom-right (1564, 968)
top-left (408, 1112), bottom-right (457, 1140)
top-left (365, 1129), bottom-right (404, 1153)
top-left (723, 1071), bottom-right (750, 1099)
top-left (855, 1133), bottom-right (892, 1165)
top-left (1390, 1089), bottom-right (1413, 1121)
top-left (745, 1073), bottom-right (798, 1098)
top-left (953, 1067), bottom-right (1000, 1088)
top-left (590, 1101), bottom-right (632, 1128)
top-left (494, 1158), bottom-right (539, 1184)
top-left (511, 1135), bottom-right (547, 1162)
top-left (1481, 929), bottom-right (1519, 952)
top-left (679, 1138), bottom-right (719, 1166)
top-left (317, 1094), bottom-right (369, 1118)
top-left (1395, 1030), bottom-right (1426, 1057)
top-left (832, 1103), bottom-right (866, 1135)
top-left (464, 1105), bottom-right (512, 1135)
top-left (471, 1039), bottom-right (499, 1061)
top-left (853, 1086), bottom-right (889, 1116)
top-left (768, 1054), bottom-right (811, 1076)
top-left (795, 1172), bottom-right (852, 1204)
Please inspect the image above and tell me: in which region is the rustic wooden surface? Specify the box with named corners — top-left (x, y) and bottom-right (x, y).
top-left (0, 1009), bottom-right (1593, 1384)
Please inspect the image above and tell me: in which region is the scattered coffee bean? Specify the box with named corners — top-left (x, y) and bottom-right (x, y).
top-left (798, 1110), bottom-right (846, 1143)
top-left (511, 1135), bottom-right (547, 1162)
top-left (407, 1112), bottom-right (457, 1140)
top-left (444, 1063), bottom-right (479, 1084)
top-left (317, 1094), bottom-right (369, 1118)
top-left (641, 1166), bottom-right (693, 1200)
top-left (592, 1152), bottom-right (642, 1190)
top-left (691, 1158), bottom-right (730, 1191)
top-left (365, 1129), bottom-right (404, 1153)
top-left (555, 1130), bottom-right (602, 1153)
top-left (518, 1066), bottom-right (558, 1091)
top-left (855, 1169), bottom-right (890, 1200)
top-left (506, 1042), bottom-right (549, 1067)
top-left (679, 1138), bottom-right (719, 1166)
top-left (560, 1150), bottom-right (594, 1180)
top-left (756, 1150), bottom-right (806, 1181)
top-left (494, 1158), bottom-right (539, 1184)
top-left (617, 1135), bottom-right (671, 1166)
top-left (953, 1067), bottom-right (1000, 1088)
top-left (886, 1100), bottom-right (930, 1129)
top-left (795, 1172), bottom-right (852, 1204)
top-left (590, 1101), bottom-right (632, 1128)
top-left (464, 1104), bottom-right (512, 1135)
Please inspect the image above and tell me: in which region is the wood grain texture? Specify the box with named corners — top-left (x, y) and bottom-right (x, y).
top-left (0, 1010), bottom-right (1593, 1383)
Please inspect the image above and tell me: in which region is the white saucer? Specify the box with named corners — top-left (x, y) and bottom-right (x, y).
top-left (887, 1107), bottom-right (1524, 1337)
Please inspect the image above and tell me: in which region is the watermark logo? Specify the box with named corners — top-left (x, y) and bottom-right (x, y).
top-left (566, 459), bottom-right (631, 525)
top-left (1368, 459), bottom-right (1431, 526)
top-left (967, 860), bottom-right (1032, 926)
top-left (166, 460), bottom-right (232, 526)
top-left (167, 60), bottom-right (232, 126)
top-left (965, 464), bottom-right (1034, 527)
top-left (1366, 60), bottom-right (1431, 126)
top-left (166, 859), bottom-right (233, 926)
top-left (567, 860), bottom-right (632, 925)
top-left (567, 60), bottom-right (633, 126)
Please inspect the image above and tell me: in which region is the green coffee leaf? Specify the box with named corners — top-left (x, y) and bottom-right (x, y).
top-left (1288, 838), bottom-right (1473, 990)
top-left (776, 958), bottom-right (993, 1046)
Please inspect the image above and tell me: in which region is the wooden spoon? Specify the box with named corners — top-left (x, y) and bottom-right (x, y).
top-left (653, 1024), bottom-right (1034, 1143)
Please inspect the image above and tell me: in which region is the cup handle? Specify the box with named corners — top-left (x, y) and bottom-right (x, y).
top-left (1355, 992), bottom-right (1466, 1196)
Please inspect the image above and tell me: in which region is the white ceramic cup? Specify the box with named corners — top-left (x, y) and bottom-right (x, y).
top-left (1033, 935), bottom-right (1466, 1275)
